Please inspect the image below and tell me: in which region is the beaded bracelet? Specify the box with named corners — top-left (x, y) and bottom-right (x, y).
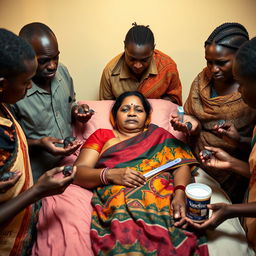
top-left (174, 185), bottom-right (185, 193)
top-left (100, 167), bottom-right (110, 185)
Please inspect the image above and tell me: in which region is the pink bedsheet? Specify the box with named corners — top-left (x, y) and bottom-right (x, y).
top-left (32, 183), bottom-right (93, 256)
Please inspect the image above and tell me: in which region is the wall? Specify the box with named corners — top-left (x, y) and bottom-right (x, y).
top-left (1, 0), bottom-right (256, 102)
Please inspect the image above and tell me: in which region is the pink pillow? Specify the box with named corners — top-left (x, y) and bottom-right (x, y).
top-left (60, 99), bottom-right (185, 166)
top-left (73, 99), bottom-right (185, 141)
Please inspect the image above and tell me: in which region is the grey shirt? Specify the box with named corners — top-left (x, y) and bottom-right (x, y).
top-left (11, 63), bottom-right (76, 180)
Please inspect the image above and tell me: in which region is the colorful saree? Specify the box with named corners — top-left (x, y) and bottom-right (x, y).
top-left (0, 104), bottom-right (37, 256)
top-left (245, 125), bottom-right (256, 251)
top-left (90, 124), bottom-right (208, 255)
top-left (184, 68), bottom-right (256, 202)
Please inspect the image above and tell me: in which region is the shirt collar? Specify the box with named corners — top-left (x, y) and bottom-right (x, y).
top-left (112, 51), bottom-right (158, 80)
top-left (26, 69), bottom-right (62, 96)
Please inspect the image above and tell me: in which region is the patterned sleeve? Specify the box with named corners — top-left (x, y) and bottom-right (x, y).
top-left (81, 129), bottom-right (115, 153)
top-left (0, 121), bottom-right (17, 174)
top-left (165, 69), bottom-right (182, 105)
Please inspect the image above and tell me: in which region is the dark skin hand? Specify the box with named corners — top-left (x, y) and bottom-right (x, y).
top-left (0, 171), bottom-right (22, 193)
top-left (199, 146), bottom-right (250, 178)
top-left (185, 203), bottom-right (229, 231)
top-left (186, 202), bottom-right (256, 231)
top-left (214, 122), bottom-right (251, 151)
top-left (0, 166), bottom-right (76, 226)
top-left (72, 104), bottom-right (94, 123)
top-left (28, 137), bottom-right (82, 156)
top-left (170, 114), bottom-right (201, 136)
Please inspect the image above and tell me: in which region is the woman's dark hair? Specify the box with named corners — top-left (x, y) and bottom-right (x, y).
top-left (124, 22), bottom-right (154, 49)
top-left (111, 91), bottom-right (151, 120)
top-left (204, 22), bottom-right (249, 51)
top-left (235, 37), bottom-right (256, 81)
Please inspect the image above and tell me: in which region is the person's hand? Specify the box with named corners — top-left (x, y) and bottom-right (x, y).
top-left (214, 122), bottom-right (240, 146)
top-left (40, 136), bottom-right (82, 156)
top-left (0, 171), bottom-right (22, 193)
top-left (172, 190), bottom-right (187, 228)
top-left (170, 114), bottom-right (200, 135)
top-left (107, 167), bottom-right (146, 187)
top-left (72, 104), bottom-right (94, 123)
top-left (199, 146), bottom-right (233, 169)
top-left (33, 166), bottom-right (77, 198)
top-left (185, 203), bottom-right (229, 231)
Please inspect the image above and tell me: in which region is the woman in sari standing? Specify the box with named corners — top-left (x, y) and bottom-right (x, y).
top-left (187, 37), bottom-right (256, 252)
top-left (171, 23), bottom-right (256, 203)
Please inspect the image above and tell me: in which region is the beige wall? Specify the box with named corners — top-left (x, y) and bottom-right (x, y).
top-left (1, 0), bottom-right (256, 102)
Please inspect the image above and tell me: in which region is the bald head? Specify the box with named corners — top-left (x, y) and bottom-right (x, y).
top-left (19, 22), bottom-right (55, 42)
top-left (19, 23), bottom-right (60, 83)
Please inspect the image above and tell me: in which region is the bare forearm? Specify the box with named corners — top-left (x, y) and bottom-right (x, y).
top-left (238, 136), bottom-right (252, 151)
top-left (27, 138), bottom-right (42, 147)
top-left (0, 186), bottom-right (40, 226)
top-left (229, 157), bottom-right (250, 178)
top-left (161, 94), bottom-right (179, 104)
top-left (173, 165), bottom-right (191, 187)
top-left (225, 202), bottom-right (256, 218)
top-left (74, 166), bottom-right (103, 189)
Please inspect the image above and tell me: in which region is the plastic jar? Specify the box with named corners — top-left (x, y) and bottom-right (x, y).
top-left (185, 183), bottom-right (212, 222)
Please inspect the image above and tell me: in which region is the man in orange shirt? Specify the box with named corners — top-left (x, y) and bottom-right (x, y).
top-left (99, 23), bottom-right (182, 105)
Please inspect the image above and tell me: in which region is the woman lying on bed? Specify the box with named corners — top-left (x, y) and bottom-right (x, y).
top-left (73, 91), bottom-right (208, 255)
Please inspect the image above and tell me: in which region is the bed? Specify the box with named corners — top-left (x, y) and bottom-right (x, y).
top-left (32, 99), bottom-right (254, 256)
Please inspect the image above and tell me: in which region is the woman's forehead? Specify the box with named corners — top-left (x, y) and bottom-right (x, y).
top-left (121, 95), bottom-right (143, 106)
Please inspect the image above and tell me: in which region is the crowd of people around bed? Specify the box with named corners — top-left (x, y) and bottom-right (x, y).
top-left (0, 21), bottom-right (256, 255)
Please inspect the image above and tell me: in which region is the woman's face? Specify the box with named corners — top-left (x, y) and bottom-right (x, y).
top-left (233, 60), bottom-right (256, 109)
top-left (116, 95), bottom-right (147, 133)
top-left (205, 44), bottom-right (236, 83)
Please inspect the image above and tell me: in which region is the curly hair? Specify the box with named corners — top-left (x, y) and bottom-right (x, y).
top-left (0, 28), bottom-right (35, 77)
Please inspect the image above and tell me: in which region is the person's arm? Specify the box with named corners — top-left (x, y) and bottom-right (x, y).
top-left (200, 146), bottom-right (250, 178)
top-left (171, 165), bottom-right (191, 225)
top-left (161, 94), bottom-right (179, 104)
top-left (99, 68), bottom-right (115, 100)
top-left (163, 70), bottom-right (182, 105)
top-left (74, 148), bottom-right (146, 189)
top-left (27, 137), bottom-right (82, 156)
top-left (0, 167), bottom-right (76, 226)
top-left (186, 202), bottom-right (256, 231)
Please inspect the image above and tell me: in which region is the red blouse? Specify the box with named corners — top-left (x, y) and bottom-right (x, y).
top-left (81, 129), bottom-right (115, 153)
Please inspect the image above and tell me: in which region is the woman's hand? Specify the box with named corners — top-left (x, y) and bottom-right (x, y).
top-left (186, 203), bottom-right (229, 231)
top-left (170, 114), bottom-right (200, 135)
top-left (172, 190), bottom-right (187, 228)
top-left (107, 167), bottom-right (146, 187)
top-left (199, 146), bottom-right (233, 169)
top-left (0, 171), bottom-right (22, 193)
top-left (33, 166), bottom-right (77, 199)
